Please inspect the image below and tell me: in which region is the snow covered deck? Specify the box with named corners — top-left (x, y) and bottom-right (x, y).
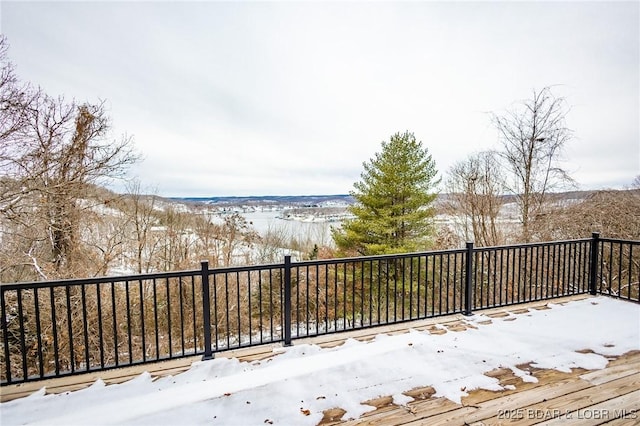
top-left (1, 295), bottom-right (639, 425)
top-left (331, 349), bottom-right (640, 425)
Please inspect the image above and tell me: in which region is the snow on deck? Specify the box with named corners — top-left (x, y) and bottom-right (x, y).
top-left (1, 296), bottom-right (638, 425)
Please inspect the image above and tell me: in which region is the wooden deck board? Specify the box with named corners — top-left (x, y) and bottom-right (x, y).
top-left (505, 374), bottom-right (640, 425)
top-left (2, 294), bottom-right (637, 426)
top-left (542, 390), bottom-right (640, 425)
top-left (602, 415), bottom-right (640, 426)
top-left (335, 352), bottom-right (640, 426)
top-left (579, 357), bottom-right (640, 385)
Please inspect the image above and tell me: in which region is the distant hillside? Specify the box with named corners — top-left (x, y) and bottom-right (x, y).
top-left (172, 190), bottom-right (612, 209)
top-left (173, 194), bottom-right (355, 207)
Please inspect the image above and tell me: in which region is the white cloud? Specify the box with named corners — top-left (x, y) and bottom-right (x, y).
top-left (2, 1), bottom-right (638, 196)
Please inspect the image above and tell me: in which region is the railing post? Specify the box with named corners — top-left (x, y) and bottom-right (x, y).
top-left (463, 241), bottom-right (474, 316)
top-left (201, 261), bottom-right (213, 360)
top-left (589, 232), bottom-right (600, 295)
top-left (283, 255), bottom-right (292, 346)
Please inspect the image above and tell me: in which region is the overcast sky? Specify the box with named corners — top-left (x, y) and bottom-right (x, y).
top-left (1, 1), bottom-right (638, 197)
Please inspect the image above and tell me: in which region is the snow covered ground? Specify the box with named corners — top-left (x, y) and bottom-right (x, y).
top-left (2, 297), bottom-right (639, 426)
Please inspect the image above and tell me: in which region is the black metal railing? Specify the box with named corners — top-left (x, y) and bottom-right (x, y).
top-left (470, 239), bottom-right (593, 310)
top-left (594, 235), bottom-right (640, 301)
top-left (1, 233), bottom-right (638, 385)
top-left (287, 248), bottom-right (467, 341)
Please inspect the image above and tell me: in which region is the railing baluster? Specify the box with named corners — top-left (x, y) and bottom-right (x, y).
top-left (178, 277), bottom-right (185, 356)
top-left (497, 249), bottom-right (503, 306)
top-left (589, 232), bottom-right (600, 295)
top-left (315, 264), bottom-right (320, 334)
top-left (628, 244), bottom-right (634, 301)
top-left (139, 280), bottom-right (146, 362)
top-left (532, 245), bottom-right (537, 300)
top-left (618, 242), bottom-right (623, 297)
top-left (434, 254), bottom-right (442, 315)
top-left (563, 243), bottom-right (570, 295)
top-left (478, 251), bottom-right (484, 308)
top-left (608, 242), bottom-right (614, 294)
top-left (224, 273), bottom-right (230, 348)
top-left (200, 261), bottom-right (212, 360)
top-left (452, 253), bottom-right (458, 313)
top-left (166, 277), bottom-right (172, 358)
top-left (505, 248), bottom-right (511, 304)
top-left (400, 257), bottom-right (411, 321)
top-left (342, 263), bottom-right (347, 329)
top-left (352, 262), bottom-right (364, 326)
top-left (491, 250), bottom-right (496, 305)
top-left (376, 259), bottom-right (382, 324)
top-left (445, 253), bottom-right (451, 313)
top-left (153, 279), bottom-right (160, 360)
top-left (464, 242), bottom-right (474, 316)
top-left (352, 262), bottom-right (357, 326)
top-left (325, 263), bottom-right (330, 330)
top-left (213, 272), bottom-right (219, 351)
top-left (51, 286), bottom-right (60, 375)
top-left (1, 289), bottom-right (12, 383)
top-left (33, 288), bottom-right (44, 378)
top-left (540, 246), bottom-right (546, 299)
top-left (360, 261), bottom-right (364, 326)
top-left (258, 271), bottom-right (264, 343)
top-left (304, 266), bottom-right (318, 336)
top-left (125, 280), bottom-right (132, 364)
top-left (268, 269), bottom-right (274, 341)
top-left (416, 256), bottom-right (422, 318)
top-left (191, 275), bottom-right (197, 352)
top-left (283, 256), bottom-right (292, 346)
top-left (17, 289), bottom-right (27, 380)
top-left (580, 242), bottom-right (587, 293)
top-left (111, 282), bottom-right (118, 366)
top-left (65, 286), bottom-right (74, 373)
top-left (524, 247), bottom-right (530, 302)
top-left (96, 283), bottom-right (104, 369)
top-left (516, 247), bottom-right (522, 303)
top-left (291, 268), bottom-right (300, 337)
top-left (248, 271), bottom-right (253, 344)
top-left (236, 271), bottom-right (241, 346)
top-left (570, 243), bottom-right (577, 295)
top-left (392, 259), bottom-right (398, 322)
top-left (80, 284), bottom-right (90, 370)
top-left (549, 245), bottom-right (556, 298)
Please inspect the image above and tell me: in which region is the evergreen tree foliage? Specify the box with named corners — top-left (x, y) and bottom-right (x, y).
top-left (333, 131), bottom-right (439, 255)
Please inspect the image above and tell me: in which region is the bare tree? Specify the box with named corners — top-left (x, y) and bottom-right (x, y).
top-left (531, 189), bottom-right (640, 241)
top-left (0, 35), bottom-right (34, 149)
top-left (443, 151), bottom-right (506, 246)
top-left (219, 213), bottom-right (260, 266)
top-left (151, 206), bottom-right (194, 271)
top-left (492, 87), bottom-right (574, 242)
top-left (118, 180), bottom-right (164, 273)
top-left (1, 85), bottom-right (138, 279)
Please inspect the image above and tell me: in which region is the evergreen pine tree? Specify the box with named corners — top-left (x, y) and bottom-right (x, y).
top-left (333, 131), bottom-right (439, 255)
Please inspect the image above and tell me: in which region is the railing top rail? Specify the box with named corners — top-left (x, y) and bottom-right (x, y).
top-left (3, 235), bottom-right (636, 289)
top-left (205, 262), bottom-right (284, 275)
top-left (599, 238), bottom-right (640, 245)
top-left (293, 247), bottom-right (467, 268)
top-left (0, 268), bottom-right (200, 290)
top-left (472, 237), bottom-right (593, 252)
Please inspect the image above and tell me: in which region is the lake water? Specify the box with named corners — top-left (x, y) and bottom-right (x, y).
top-left (240, 210), bottom-right (337, 247)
